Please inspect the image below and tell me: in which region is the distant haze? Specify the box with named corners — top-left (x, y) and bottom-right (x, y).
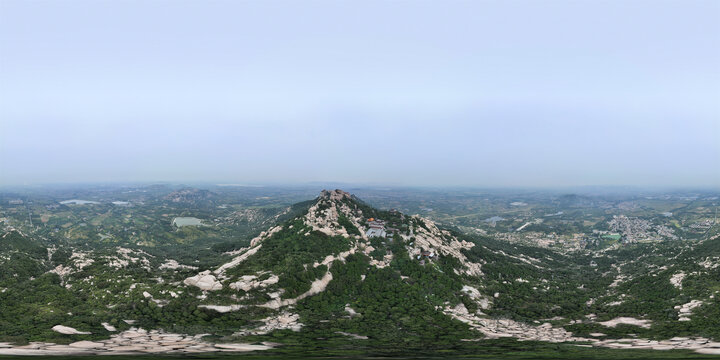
top-left (1, 0), bottom-right (718, 187)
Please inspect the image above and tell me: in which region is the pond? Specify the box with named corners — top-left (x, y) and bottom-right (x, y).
top-left (172, 217), bottom-right (204, 227)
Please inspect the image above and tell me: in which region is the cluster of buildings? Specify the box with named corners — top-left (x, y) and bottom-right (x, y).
top-left (417, 250), bottom-right (436, 265)
top-left (365, 218), bottom-right (400, 239)
top-left (365, 218), bottom-right (387, 238)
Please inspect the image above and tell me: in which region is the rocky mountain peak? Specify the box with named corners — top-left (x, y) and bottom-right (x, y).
top-left (319, 189), bottom-right (353, 202)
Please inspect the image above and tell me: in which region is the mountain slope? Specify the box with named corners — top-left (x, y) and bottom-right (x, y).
top-left (181, 190), bottom-right (484, 342)
top-left (0, 230), bottom-right (49, 283)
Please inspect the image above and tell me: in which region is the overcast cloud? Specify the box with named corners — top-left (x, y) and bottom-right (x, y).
top-left (1, 0), bottom-right (718, 187)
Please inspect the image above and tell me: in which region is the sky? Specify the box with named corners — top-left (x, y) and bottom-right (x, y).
top-left (0, 0), bottom-right (718, 188)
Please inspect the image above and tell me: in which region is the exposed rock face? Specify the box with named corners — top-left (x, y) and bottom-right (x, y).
top-left (697, 349), bottom-right (720, 355)
top-left (313, 246), bottom-right (357, 268)
top-left (0, 328), bottom-right (273, 355)
top-left (462, 285), bottom-right (491, 310)
top-left (699, 257), bottom-right (720, 269)
top-left (234, 312), bottom-right (303, 336)
top-left (51, 325), bottom-right (91, 335)
top-left (104, 247), bottom-right (153, 270)
top-left (198, 305), bottom-right (245, 313)
top-left (68, 341), bottom-right (104, 349)
top-left (403, 216), bottom-right (483, 277)
top-left (676, 300), bottom-right (703, 321)
top-left (159, 259), bottom-right (198, 270)
top-left (320, 189), bottom-right (354, 201)
top-left (444, 305), bottom-right (580, 342)
top-left (49, 264), bottom-right (72, 282)
top-left (250, 226), bottom-right (283, 247)
top-left (215, 244), bottom-right (264, 275)
top-left (599, 317), bottom-right (652, 329)
top-left (345, 305), bottom-right (360, 316)
top-left (183, 271), bottom-right (223, 291)
top-left (203, 225), bottom-right (282, 285)
top-left (670, 272), bottom-right (686, 289)
top-left (141, 291), bottom-right (167, 307)
top-left (303, 194), bottom-right (360, 238)
top-left (444, 304), bottom-right (711, 354)
top-left (70, 251), bottom-right (95, 270)
top-left (259, 271), bottom-right (333, 309)
top-left (593, 337), bottom-right (720, 352)
top-left (229, 274), bottom-right (279, 291)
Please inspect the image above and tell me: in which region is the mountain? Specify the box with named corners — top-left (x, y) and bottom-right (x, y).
top-left (180, 188), bottom-right (491, 344)
top-left (1, 189), bottom-right (719, 356)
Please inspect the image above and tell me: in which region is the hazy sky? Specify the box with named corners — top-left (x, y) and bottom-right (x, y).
top-left (1, 0), bottom-right (718, 187)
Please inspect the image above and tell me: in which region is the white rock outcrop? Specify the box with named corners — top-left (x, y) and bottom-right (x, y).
top-left (302, 190), bottom-right (365, 239)
top-left (184, 271), bottom-right (223, 291)
top-left (599, 317), bottom-right (652, 329)
top-left (68, 341), bottom-right (104, 348)
top-left (159, 259), bottom-right (198, 270)
top-left (214, 245), bottom-right (263, 275)
top-left (0, 328), bottom-right (275, 355)
top-left (259, 271), bottom-right (333, 309)
top-left (462, 285), bottom-right (491, 310)
top-left (675, 300), bottom-right (703, 321)
top-left (345, 305), bottom-right (360, 316)
top-left (52, 325), bottom-right (91, 335)
top-left (404, 216), bottom-right (483, 277)
top-left (234, 311), bottom-right (303, 336)
top-left (670, 272), bottom-right (686, 289)
top-left (229, 274), bottom-right (279, 292)
top-left (198, 305), bottom-right (245, 313)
